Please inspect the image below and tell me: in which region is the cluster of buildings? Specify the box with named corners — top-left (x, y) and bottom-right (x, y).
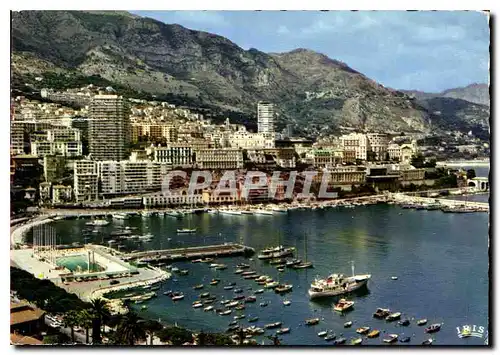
top-left (11, 87), bottom-right (426, 207)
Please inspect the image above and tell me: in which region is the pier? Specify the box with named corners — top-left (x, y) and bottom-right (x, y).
top-left (123, 243), bottom-right (255, 262)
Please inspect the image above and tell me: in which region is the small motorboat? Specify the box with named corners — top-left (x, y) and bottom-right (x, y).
top-left (254, 289), bottom-right (264, 294)
top-left (306, 318), bottom-right (320, 326)
top-left (209, 263), bottom-right (219, 268)
top-left (225, 301), bottom-right (239, 308)
top-left (264, 322), bottom-right (282, 329)
top-left (286, 259), bottom-right (302, 268)
top-left (367, 329), bottom-right (380, 338)
top-left (233, 295), bottom-right (245, 301)
top-left (235, 305), bottom-right (245, 311)
top-left (244, 296), bottom-right (257, 303)
top-left (228, 321), bottom-right (237, 326)
top-left (417, 319), bottom-right (428, 326)
top-left (274, 284), bottom-right (293, 294)
top-left (399, 336), bottom-right (411, 343)
top-left (386, 312), bottom-right (402, 322)
top-left (283, 300), bottom-right (291, 306)
top-left (291, 261), bottom-right (313, 269)
top-left (248, 316), bottom-right (259, 323)
top-left (234, 314), bottom-right (245, 320)
top-left (192, 302), bottom-right (203, 309)
top-left (398, 319), bottom-right (410, 326)
top-left (318, 331), bottom-right (328, 337)
top-left (422, 338), bottom-right (433, 345)
top-left (203, 299), bottom-right (215, 305)
top-left (220, 300), bottom-right (230, 305)
top-left (334, 299), bottom-right (354, 312)
top-left (226, 325), bottom-right (240, 332)
top-left (223, 286), bottom-right (234, 290)
top-left (179, 270), bottom-right (189, 275)
top-left (210, 279), bottom-right (220, 285)
top-left (236, 263), bottom-right (250, 269)
top-left (356, 327), bottom-right (370, 335)
top-left (141, 305), bottom-right (148, 310)
top-left (172, 294), bottom-right (184, 301)
top-left (193, 284), bottom-right (204, 290)
top-left (219, 310), bottom-right (232, 316)
top-left (324, 334), bottom-right (337, 341)
top-left (276, 327), bottom-right (290, 335)
top-left (373, 308), bottom-right (390, 319)
top-left (200, 292), bottom-right (210, 298)
top-left (383, 334), bottom-right (398, 343)
top-left (204, 306), bottom-right (214, 312)
top-left (265, 281), bottom-right (279, 289)
top-left (277, 267), bottom-right (285, 272)
top-left (425, 323), bottom-right (442, 333)
top-left (177, 228), bottom-right (196, 234)
top-left (350, 338), bottom-right (362, 345)
top-left (215, 264), bottom-right (228, 270)
top-left (192, 259), bottom-right (203, 263)
top-left (260, 302), bottom-right (268, 307)
top-left (334, 337), bottom-right (346, 345)
top-left (391, 276), bottom-right (398, 280)
top-left (163, 290), bottom-right (173, 296)
top-left (234, 269), bottom-right (244, 274)
top-left (344, 321), bottom-right (353, 328)
top-left (234, 288), bottom-right (243, 294)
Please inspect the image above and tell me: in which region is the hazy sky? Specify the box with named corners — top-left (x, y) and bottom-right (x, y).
top-left (131, 10), bottom-right (490, 92)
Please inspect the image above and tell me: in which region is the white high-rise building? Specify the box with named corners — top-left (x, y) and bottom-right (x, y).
top-left (257, 102), bottom-right (275, 134)
top-left (89, 95), bottom-right (130, 161)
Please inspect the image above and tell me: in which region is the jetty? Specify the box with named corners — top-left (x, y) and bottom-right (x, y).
top-left (122, 243), bottom-right (255, 262)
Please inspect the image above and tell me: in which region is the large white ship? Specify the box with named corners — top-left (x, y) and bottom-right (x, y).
top-left (308, 262), bottom-right (371, 300)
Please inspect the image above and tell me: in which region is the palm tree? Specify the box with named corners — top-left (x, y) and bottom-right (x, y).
top-left (63, 310), bottom-right (79, 343)
top-left (78, 309), bottom-right (93, 344)
top-left (114, 312), bottom-right (146, 345)
top-left (89, 298), bottom-right (110, 344)
top-left (143, 320), bottom-right (163, 345)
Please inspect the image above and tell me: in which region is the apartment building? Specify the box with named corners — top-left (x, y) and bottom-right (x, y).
top-left (89, 95), bottom-right (130, 161)
top-left (143, 191), bottom-right (203, 208)
top-left (196, 148), bottom-right (244, 170)
top-left (257, 102), bottom-right (275, 134)
top-left (52, 185), bottom-right (73, 204)
top-left (228, 131), bottom-right (275, 149)
top-left (74, 160), bottom-right (99, 202)
top-left (340, 133), bottom-right (368, 161)
top-left (152, 144), bottom-right (194, 167)
top-left (366, 133), bottom-right (388, 161)
top-left (31, 128), bottom-right (82, 157)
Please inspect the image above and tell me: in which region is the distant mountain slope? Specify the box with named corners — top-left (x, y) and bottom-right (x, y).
top-left (15, 10), bottom-right (489, 138)
top-left (402, 83), bottom-right (490, 107)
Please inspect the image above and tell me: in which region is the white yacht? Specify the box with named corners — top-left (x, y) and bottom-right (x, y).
top-left (271, 206), bottom-right (288, 213)
top-left (220, 209), bottom-right (242, 215)
top-left (86, 219), bottom-right (109, 226)
top-left (308, 262), bottom-right (371, 300)
top-left (252, 209), bottom-right (274, 215)
top-left (113, 213), bottom-right (130, 220)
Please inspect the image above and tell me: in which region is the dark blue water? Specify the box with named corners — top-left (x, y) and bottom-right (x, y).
top-left (44, 205), bottom-right (489, 345)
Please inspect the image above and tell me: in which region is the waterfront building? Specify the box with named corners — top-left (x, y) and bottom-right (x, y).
top-left (202, 189), bottom-right (241, 205)
top-left (152, 144), bottom-right (194, 167)
top-left (89, 95), bottom-right (130, 161)
top-left (196, 148), bottom-right (244, 170)
top-left (52, 185), bottom-right (73, 204)
top-left (97, 160), bottom-right (170, 197)
top-left (257, 101), bottom-right (275, 134)
top-left (328, 166), bottom-right (367, 190)
top-left (309, 148), bottom-right (343, 168)
top-left (143, 191), bottom-right (203, 208)
top-left (74, 160), bottom-right (99, 202)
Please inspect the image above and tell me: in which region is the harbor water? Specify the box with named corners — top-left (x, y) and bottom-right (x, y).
top-left (37, 203), bottom-right (489, 345)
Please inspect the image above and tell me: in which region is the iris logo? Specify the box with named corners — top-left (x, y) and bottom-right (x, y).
top-left (456, 324), bottom-right (487, 340)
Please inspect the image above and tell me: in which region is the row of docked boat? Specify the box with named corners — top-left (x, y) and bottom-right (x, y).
top-left (400, 201), bottom-right (485, 213)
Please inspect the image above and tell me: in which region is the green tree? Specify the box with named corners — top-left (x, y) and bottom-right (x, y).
top-left (114, 312), bottom-right (146, 345)
top-left (156, 326), bottom-right (193, 345)
top-left (410, 154), bottom-right (425, 168)
top-left (63, 310), bottom-right (79, 343)
top-left (89, 298), bottom-right (110, 344)
top-left (143, 319), bottom-right (163, 345)
top-left (78, 309), bottom-right (93, 344)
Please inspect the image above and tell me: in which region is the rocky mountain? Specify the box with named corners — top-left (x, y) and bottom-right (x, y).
top-left (402, 83), bottom-right (490, 107)
top-left (12, 10), bottom-right (476, 137)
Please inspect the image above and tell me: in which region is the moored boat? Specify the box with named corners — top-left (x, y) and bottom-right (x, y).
top-left (334, 337), bottom-right (346, 345)
top-left (248, 316), bottom-right (259, 323)
top-left (383, 334), bottom-right (398, 343)
top-left (350, 338), bottom-right (363, 345)
top-left (425, 323), bottom-right (441, 333)
top-left (283, 300), bottom-right (291, 306)
top-left (422, 338), bottom-right (433, 345)
top-left (367, 329), bottom-right (380, 338)
top-left (385, 312), bottom-right (401, 322)
top-left (398, 319), bottom-right (410, 326)
top-left (193, 284), bottom-right (204, 290)
top-left (305, 318), bottom-right (320, 326)
top-left (417, 319), bottom-right (428, 326)
top-left (400, 336), bottom-right (411, 343)
top-left (177, 228), bottom-right (196, 234)
top-left (333, 299), bottom-right (354, 312)
top-left (203, 305), bottom-right (214, 312)
top-left (325, 333), bottom-right (337, 341)
top-left (344, 321), bottom-right (353, 328)
top-left (317, 331), bottom-right (328, 337)
top-left (264, 322), bottom-right (282, 329)
top-left (373, 308), bottom-right (390, 319)
top-left (171, 294), bottom-right (184, 301)
top-left (276, 327), bottom-right (290, 335)
top-left (356, 327), bottom-right (370, 334)
top-left (274, 283), bottom-right (293, 294)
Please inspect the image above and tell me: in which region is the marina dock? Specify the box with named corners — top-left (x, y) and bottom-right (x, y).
top-left (123, 243), bottom-right (255, 262)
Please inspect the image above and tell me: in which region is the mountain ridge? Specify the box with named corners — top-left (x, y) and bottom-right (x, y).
top-left (10, 10), bottom-right (487, 138)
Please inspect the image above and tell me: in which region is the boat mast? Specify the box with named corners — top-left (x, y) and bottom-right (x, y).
top-left (351, 260), bottom-right (355, 277)
top-left (304, 232), bottom-right (308, 262)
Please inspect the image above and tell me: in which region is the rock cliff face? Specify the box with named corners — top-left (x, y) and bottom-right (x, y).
top-left (17, 10), bottom-right (489, 136)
